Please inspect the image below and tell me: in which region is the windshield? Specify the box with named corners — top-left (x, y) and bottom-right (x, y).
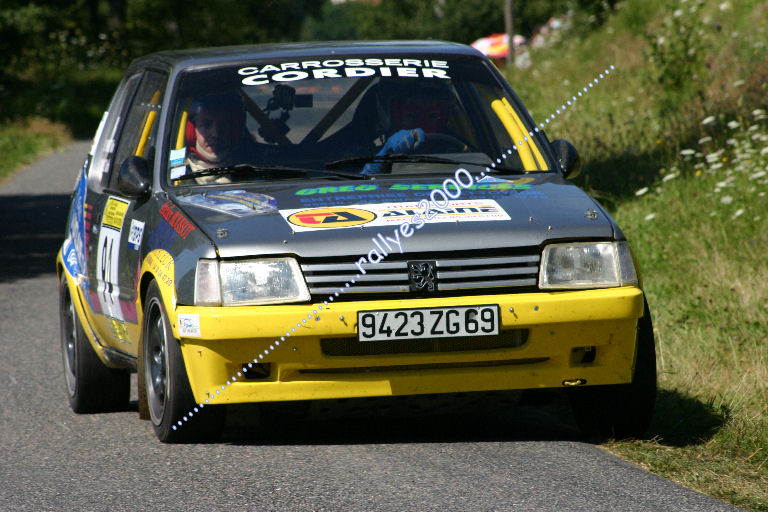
top-left (166, 55), bottom-right (550, 185)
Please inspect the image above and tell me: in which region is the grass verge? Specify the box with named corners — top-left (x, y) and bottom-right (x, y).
top-left (507, 1), bottom-right (768, 509)
top-left (0, 117), bottom-right (72, 184)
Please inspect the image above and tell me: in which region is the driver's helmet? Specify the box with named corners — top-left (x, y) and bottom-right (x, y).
top-left (354, 80), bottom-right (457, 139)
top-left (184, 92), bottom-right (246, 148)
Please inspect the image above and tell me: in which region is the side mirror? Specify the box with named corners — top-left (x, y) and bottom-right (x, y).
top-left (551, 139), bottom-right (581, 179)
top-left (117, 156), bottom-right (152, 200)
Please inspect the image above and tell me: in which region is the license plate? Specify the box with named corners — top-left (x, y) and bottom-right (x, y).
top-left (357, 305), bottom-right (499, 342)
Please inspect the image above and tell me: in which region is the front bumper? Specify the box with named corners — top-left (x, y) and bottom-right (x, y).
top-left (175, 287), bottom-right (645, 405)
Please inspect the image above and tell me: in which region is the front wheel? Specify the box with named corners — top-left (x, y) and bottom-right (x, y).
top-left (59, 273), bottom-right (129, 413)
top-left (141, 281), bottom-right (225, 442)
top-left (569, 297), bottom-right (657, 440)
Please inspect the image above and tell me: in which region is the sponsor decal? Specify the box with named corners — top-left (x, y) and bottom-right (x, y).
top-left (296, 184), bottom-right (379, 195)
top-left (145, 251), bottom-right (174, 289)
top-left (63, 169), bottom-right (87, 277)
top-left (281, 199), bottom-right (511, 232)
top-left (146, 222), bottom-right (176, 252)
top-left (106, 316), bottom-right (130, 344)
top-left (128, 219), bottom-right (145, 251)
top-left (96, 196), bottom-right (131, 332)
top-left (169, 148), bottom-right (186, 167)
top-left (238, 58), bottom-right (450, 86)
top-left (389, 180), bottom-right (532, 191)
top-left (285, 207), bottom-right (377, 230)
top-left (103, 197), bottom-right (130, 230)
top-left (159, 201), bottom-right (196, 239)
top-left (175, 190), bottom-right (277, 217)
top-left (178, 314), bottom-right (201, 338)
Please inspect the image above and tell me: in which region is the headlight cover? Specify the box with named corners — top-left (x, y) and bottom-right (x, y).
top-left (195, 257), bottom-right (310, 306)
top-left (539, 241), bottom-right (638, 290)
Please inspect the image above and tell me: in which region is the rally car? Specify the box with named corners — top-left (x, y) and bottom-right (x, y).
top-left (57, 41), bottom-right (655, 442)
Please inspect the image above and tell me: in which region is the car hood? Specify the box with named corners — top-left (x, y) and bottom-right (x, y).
top-left (170, 173), bottom-right (615, 259)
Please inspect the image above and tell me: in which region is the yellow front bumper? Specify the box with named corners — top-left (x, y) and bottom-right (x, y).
top-left (175, 287), bottom-right (644, 405)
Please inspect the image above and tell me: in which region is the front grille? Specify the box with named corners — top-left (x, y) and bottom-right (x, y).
top-left (320, 329), bottom-right (528, 356)
top-left (300, 248), bottom-right (540, 299)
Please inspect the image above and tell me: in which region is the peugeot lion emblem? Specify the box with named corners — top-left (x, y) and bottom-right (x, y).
top-left (408, 261), bottom-right (437, 292)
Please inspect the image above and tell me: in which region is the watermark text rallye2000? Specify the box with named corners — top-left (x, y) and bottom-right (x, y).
top-left (57, 41), bottom-right (655, 442)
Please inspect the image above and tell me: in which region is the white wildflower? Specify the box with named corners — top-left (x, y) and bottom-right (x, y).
top-left (673, 9), bottom-right (683, 17)
top-left (756, 114), bottom-right (768, 121)
top-left (702, 115), bottom-right (716, 126)
top-left (733, 80), bottom-right (745, 87)
top-left (662, 173), bottom-right (678, 182)
top-left (748, 125), bottom-right (759, 132)
top-left (635, 187), bottom-right (649, 196)
top-left (751, 133), bottom-right (763, 141)
top-left (719, 1), bottom-right (731, 10)
top-left (710, 163), bottom-right (723, 170)
top-left (727, 120), bottom-right (740, 129)
top-left (680, 149), bottom-right (696, 156)
top-left (732, 208), bottom-right (744, 219)
top-left (726, 138), bottom-right (737, 145)
top-left (644, 213), bottom-right (656, 221)
top-left (720, 195), bottom-right (733, 205)
top-left (754, 216), bottom-right (761, 221)
top-left (760, 147), bottom-right (768, 156)
top-left (705, 152), bottom-right (721, 162)
top-left (752, 108), bottom-right (766, 117)
top-left (698, 136), bottom-right (712, 144)
top-left (760, 192), bottom-right (766, 197)
top-left (750, 170), bottom-right (766, 180)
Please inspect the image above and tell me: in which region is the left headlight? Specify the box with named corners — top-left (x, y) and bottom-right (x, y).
top-left (195, 257), bottom-right (310, 306)
top-left (539, 241), bottom-right (638, 290)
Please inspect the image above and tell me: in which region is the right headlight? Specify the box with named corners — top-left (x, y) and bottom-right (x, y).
top-left (539, 241), bottom-right (638, 290)
top-left (195, 257), bottom-right (310, 306)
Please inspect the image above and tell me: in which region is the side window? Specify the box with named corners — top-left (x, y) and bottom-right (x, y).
top-left (108, 70), bottom-right (168, 191)
top-left (89, 73), bottom-right (142, 192)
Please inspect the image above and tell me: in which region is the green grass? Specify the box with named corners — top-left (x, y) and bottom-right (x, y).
top-left (0, 65), bottom-right (119, 182)
top-left (0, 117), bottom-right (72, 183)
top-left (507, 0), bottom-right (768, 509)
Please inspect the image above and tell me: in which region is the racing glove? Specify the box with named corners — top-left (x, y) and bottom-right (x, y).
top-left (362, 128), bottom-right (425, 175)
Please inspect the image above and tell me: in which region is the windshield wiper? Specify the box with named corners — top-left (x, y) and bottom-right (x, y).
top-left (175, 163), bottom-right (370, 182)
top-left (325, 154), bottom-right (528, 174)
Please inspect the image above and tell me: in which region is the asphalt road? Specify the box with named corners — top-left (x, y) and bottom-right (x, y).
top-left (0, 142), bottom-right (742, 512)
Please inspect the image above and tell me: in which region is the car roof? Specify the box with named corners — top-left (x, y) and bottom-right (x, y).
top-left (128, 40), bottom-right (485, 72)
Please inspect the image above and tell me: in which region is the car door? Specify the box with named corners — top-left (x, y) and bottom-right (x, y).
top-left (87, 69), bottom-right (168, 354)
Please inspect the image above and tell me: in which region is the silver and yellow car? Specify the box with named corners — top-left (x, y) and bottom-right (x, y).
top-left (57, 41), bottom-right (655, 442)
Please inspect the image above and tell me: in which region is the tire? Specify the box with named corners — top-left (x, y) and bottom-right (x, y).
top-left (141, 281), bottom-right (225, 443)
top-left (59, 273), bottom-right (130, 413)
top-left (569, 297), bottom-right (657, 440)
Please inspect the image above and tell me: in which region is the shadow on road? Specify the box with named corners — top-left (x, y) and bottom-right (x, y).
top-left (0, 193), bottom-right (71, 282)
top-left (223, 391), bottom-right (583, 446)
top-left (218, 386), bottom-right (728, 447)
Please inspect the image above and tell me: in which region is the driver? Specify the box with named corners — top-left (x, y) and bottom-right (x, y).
top-left (184, 93), bottom-right (246, 183)
top-left (360, 81), bottom-right (457, 175)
